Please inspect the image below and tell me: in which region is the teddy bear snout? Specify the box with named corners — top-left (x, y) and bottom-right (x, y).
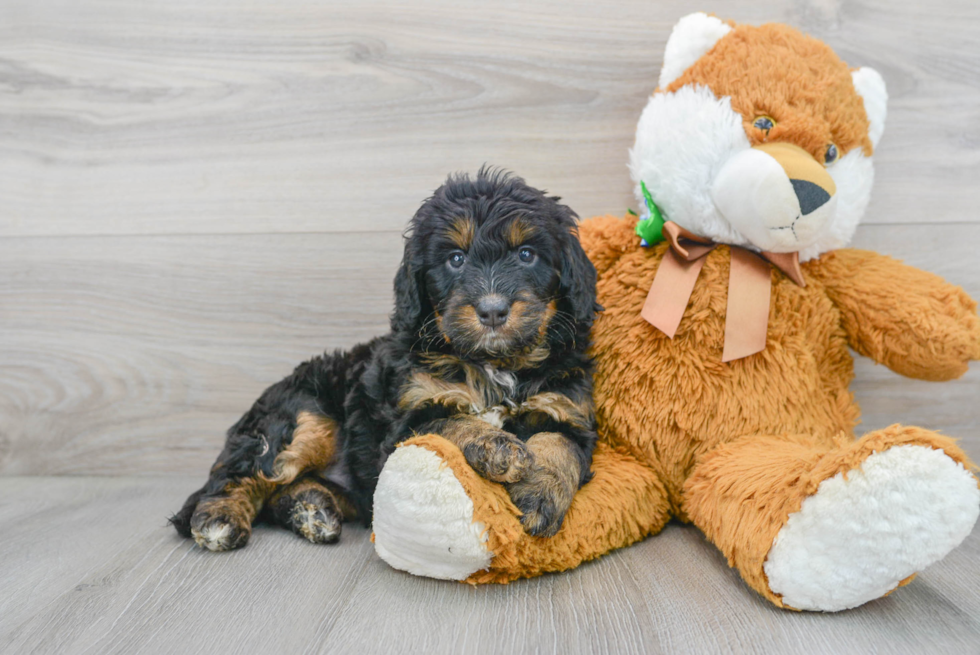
top-left (711, 142), bottom-right (837, 253)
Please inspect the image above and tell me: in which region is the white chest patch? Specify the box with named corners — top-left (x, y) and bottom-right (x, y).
top-left (476, 406), bottom-right (508, 428)
top-left (474, 364), bottom-right (517, 428)
top-left (483, 364), bottom-right (517, 397)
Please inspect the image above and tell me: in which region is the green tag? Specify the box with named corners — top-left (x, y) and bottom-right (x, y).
top-left (635, 180), bottom-right (665, 245)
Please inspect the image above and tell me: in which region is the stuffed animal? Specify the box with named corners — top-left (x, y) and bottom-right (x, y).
top-left (370, 13), bottom-right (980, 611)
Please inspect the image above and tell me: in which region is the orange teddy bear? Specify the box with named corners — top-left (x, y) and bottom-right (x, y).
top-left (371, 14), bottom-right (980, 611)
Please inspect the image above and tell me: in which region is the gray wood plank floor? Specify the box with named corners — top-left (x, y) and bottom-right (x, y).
top-left (2, 0), bottom-right (979, 653)
top-left (1, 477), bottom-right (978, 655)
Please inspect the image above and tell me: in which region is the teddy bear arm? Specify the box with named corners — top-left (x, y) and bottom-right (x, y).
top-left (373, 437), bottom-right (671, 583)
top-left (577, 214), bottom-right (642, 277)
top-left (810, 248), bottom-right (980, 381)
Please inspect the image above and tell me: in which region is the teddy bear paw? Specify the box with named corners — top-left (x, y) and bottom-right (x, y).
top-left (764, 445), bottom-right (980, 611)
top-left (373, 444), bottom-right (492, 580)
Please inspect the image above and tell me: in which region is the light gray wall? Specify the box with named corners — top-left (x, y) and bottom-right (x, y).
top-left (2, 0), bottom-right (978, 476)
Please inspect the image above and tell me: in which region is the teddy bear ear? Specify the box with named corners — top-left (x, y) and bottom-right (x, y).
top-left (658, 12), bottom-right (732, 89)
top-left (851, 67), bottom-right (888, 148)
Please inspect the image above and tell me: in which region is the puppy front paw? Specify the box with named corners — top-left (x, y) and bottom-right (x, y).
top-left (507, 467), bottom-right (575, 538)
top-left (463, 433), bottom-right (534, 483)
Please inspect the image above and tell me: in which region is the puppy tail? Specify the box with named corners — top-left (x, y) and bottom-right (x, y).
top-left (168, 484), bottom-right (207, 538)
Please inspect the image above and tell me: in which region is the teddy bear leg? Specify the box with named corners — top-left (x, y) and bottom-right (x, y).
top-left (373, 436), bottom-right (671, 583)
top-left (683, 426), bottom-right (979, 611)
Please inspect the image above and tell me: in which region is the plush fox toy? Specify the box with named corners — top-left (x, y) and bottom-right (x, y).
top-left (371, 14), bottom-right (980, 611)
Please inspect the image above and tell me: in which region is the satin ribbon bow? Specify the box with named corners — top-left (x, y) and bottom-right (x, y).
top-left (640, 221), bottom-right (806, 362)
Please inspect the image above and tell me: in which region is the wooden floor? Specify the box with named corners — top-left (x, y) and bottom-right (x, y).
top-left (2, 0), bottom-right (979, 653)
top-left (1, 477), bottom-right (979, 655)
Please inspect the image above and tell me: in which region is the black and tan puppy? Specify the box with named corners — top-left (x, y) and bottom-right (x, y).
top-left (170, 168), bottom-right (600, 551)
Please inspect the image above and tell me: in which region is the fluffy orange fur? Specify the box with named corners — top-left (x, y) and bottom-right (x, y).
top-left (396, 435), bottom-right (671, 583)
top-left (415, 214), bottom-right (979, 608)
top-left (384, 21), bottom-right (980, 607)
top-left (668, 22), bottom-right (874, 159)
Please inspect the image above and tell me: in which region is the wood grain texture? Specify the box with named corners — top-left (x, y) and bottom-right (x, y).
top-left (0, 477), bottom-right (978, 655)
top-left (2, 0), bottom-right (980, 652)
top-left (0, 232), bottom-right (399, 475)
top-left (1, 0), bottom-right (979, 237)
top-left (2, 224), bottom-right (977, 475)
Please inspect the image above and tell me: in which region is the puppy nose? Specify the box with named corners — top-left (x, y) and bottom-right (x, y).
top-left (476, 296), bottom-right (510, 328)
top-left (790, 179), bottom-right (832, 215)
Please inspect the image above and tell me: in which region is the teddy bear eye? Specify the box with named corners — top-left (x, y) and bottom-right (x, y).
top-left (753, 116), bottom-right (775, 132)
top-left (825, 143), bottom-right (839, 164)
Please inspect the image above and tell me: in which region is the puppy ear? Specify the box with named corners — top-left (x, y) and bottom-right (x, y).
top-left (559, 225), bottom-right (600, 331)
top-left (390, 239), bottom-right (426, 334)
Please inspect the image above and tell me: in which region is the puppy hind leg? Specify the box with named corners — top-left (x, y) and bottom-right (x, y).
top-left (185, 410), bottom-right (340, 551)
top-left (266, 476), bottom-right (356, 544)
top-left (174, 347), bottom-right (354, 550)
top-left (266, 411), bottom-right (340, 485)
top-left (190, 477), bottom-right (276, 552)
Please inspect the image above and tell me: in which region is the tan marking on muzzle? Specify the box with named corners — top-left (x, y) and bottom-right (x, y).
top-left (537, 300), bottom-right (558, 339)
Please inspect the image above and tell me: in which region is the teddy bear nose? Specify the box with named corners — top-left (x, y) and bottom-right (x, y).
top-left (790, 179), bottom-right (832, 215)
top-left (476, 296), bottom-right (510, 328)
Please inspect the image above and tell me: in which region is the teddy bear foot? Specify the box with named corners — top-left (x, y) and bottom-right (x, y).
top-left (764, 445), bottom-right (980, 611)
top-left (373, 442), bottom-right (492, 580)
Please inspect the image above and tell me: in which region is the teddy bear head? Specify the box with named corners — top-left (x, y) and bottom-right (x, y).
top-left (629, 13), bottom-right (888, 261)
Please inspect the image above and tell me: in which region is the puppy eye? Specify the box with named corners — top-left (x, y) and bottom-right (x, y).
top-left (517, 247), bottom-right (536, 264)
top-left (753, 116), bottom-right (775, 133)
top-left (448, 251), bottom-right (466, 269)
top-left (825, 143), bottom-right (839, 164)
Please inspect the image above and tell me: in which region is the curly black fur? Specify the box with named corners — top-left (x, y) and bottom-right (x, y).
top-left (170, 167), bottom-right (600, 545)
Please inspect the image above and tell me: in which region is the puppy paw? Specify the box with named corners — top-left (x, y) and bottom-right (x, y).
top-left (463, 433), bottom-right (534, 483)
top-left (190, 512), bottom-right (251, 552)
top-left (290, 500), bottom-right (342, 544)
top-left (507, 468), bottom-right (575, 538)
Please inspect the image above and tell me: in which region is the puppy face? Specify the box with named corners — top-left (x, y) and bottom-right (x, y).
top-left (391, 169), bottom-right (598, 360)
top-left (429, 213), bottom-right (559, 356)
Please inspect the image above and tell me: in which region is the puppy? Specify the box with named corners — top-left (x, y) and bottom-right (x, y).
top-left (170, 168), bottom-right (600, 551)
